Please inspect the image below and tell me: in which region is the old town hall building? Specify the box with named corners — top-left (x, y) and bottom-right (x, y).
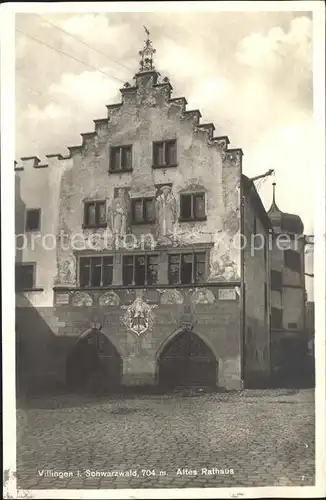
top-left (15, 33), bottom-right (308, 394)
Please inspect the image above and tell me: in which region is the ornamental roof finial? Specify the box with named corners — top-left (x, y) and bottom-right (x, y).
top-left (268, 172), bottom-right (281, 214)
top-left (139, 26), bottom-right (156, 72)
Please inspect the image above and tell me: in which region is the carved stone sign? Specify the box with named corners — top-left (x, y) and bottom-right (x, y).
top-left (121, 297), bottom-right (158, 336)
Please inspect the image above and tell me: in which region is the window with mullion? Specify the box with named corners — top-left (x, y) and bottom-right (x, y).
top-left (123, 255), bottom-right (135, 286)
top-left (194, 252), bottom-right (206, 282)
top-left (180, 193), bottom-right (206, 221)
top-left (84, 201), bottom-right (106, 228)
top-left (110, 145), bottom-right (132, 172)
top-left (79, 256), bottom-right (113, 287)
top-left (165, 140), bottom-right (177, 165)
top-left (102, 256), bottom-right (113, 286)
top-left (123, 254), bottom-right (158, 286)
top-left (153, 140), bottom-right (177, 167)
top-left (90, 257), bottom-right (102, 287)
top-left (131, 198), bottom-right (155, 224)
top-left (168, 251), bottom-right (207, 285)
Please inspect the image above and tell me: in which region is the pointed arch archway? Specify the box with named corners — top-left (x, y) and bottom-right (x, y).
top-left (66, 328), bottom-right (122, 393)
top-left (156, 327), bottom-right (218, 389)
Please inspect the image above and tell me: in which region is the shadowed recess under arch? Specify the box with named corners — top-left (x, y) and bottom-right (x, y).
top-left (157, 329), bottom-right (218, 389)
top-left (66, 329), bottom-right (122, 393)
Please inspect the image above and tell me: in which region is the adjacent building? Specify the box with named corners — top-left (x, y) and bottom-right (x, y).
top-left (267, 184), bottom-right (308, 385)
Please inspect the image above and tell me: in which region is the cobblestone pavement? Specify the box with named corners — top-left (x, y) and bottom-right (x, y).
top-left (16, 389), bottom-right (315, 490)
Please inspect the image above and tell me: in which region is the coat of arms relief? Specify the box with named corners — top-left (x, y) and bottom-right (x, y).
top-left (121, 297), bottom-right (158, 336)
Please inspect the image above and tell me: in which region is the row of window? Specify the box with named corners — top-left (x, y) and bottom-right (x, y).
top-left (84, 192), bottom-right (206, 228)
top-left (22, 190), bottom-right (206, 233)
top-left (80, 251), bottom-right (206, 287)
top-left (109, 140), bottom-right (177, 173)
top-left (15, 251), bottom-right (207, 291)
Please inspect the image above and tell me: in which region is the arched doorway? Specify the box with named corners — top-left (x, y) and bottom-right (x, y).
top-left (158, 330), bottom-right (217, 389)
top-left (66, 330), bottom-right (122, 393)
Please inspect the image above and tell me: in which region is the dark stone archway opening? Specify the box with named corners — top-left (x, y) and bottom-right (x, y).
top-left (66, 330), bottom-right (122, 393)
top-left (157, 330), bottom-right (217, 390)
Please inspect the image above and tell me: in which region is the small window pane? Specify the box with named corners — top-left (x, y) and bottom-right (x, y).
top-left (123, 266), bottom-right (134, 286)
top-left (195, 252), bottom-right (206, 282)
top-left (180, 194), bottom-right (192, 219)
top-left (147, 255), bottom-right (158, 285)
top-left (153, 142), bottom-right (164, 166)
top-left (124, 255), bottom-right (134, 266)
top-left (98, 202), bottom-right (106, 224)
top-left (144, 198), bottom-right (155, 222)
top-left (102, 265), bottom-right (113, 286)
top-left (132, 200), bottom-right (143, 223)
top-left (168, 255), bottom-right (180, 284)
top-left (135, 255), bottom-right (146, 285)
top-left (103, 256), bottom-right (113, 266)
top-left (79, 258), bottom-right (90, 287)
top-left (91, 257), bottom-right (101, 286)
top-left (121, 146), bottom-right (132, 171)
top-left (26, 209), bottom-right (40, 231)
top-left (181, 254), bottom-right (193, 284)
top-left (194, 194), bottom-right (205, 218)
top-left (123, 256), bottom-right (134, 285)
top-left (165, 140), bottom-right (177, 165)
top-left (183, 254), bottom-right (193, 264)
top-left (86, 203), bottom-right (96, 226)
top-left (110, 147), bottom-right (120, 171)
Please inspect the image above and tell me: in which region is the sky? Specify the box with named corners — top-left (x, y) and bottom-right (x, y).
top-left (15, 10), bottom-right (314, 293)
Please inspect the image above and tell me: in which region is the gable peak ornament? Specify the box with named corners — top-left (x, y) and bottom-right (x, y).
top-left (139, 26), bottom-right (156, 72)
top-left (121, 296), bottom-right (158, 336)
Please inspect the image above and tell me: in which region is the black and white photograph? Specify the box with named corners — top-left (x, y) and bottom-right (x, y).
top-left (1, 1), bottom-right (325, 498)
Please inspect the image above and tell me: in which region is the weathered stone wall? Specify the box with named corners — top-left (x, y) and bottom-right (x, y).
top-left (16, 284), bottom-right (242, 393)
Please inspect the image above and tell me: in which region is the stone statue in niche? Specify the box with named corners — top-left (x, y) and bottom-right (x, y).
top-left (155, 185), bottom-right (177, 238)
top-left (110, 188), bottom-right (129, 237)
top-left (191, 288), bottom-right (215, 305)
